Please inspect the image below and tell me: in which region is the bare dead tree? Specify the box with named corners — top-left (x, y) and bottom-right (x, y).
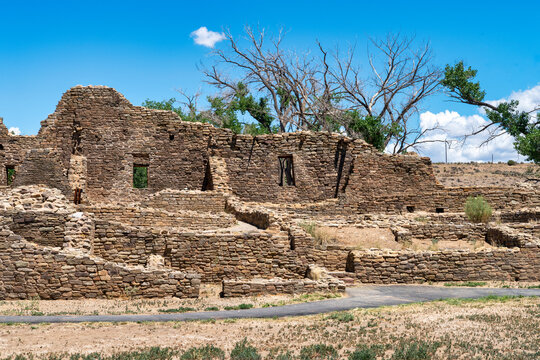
top-left (201, 28), bottom-right (443, 153)
top-left (329, 34), bottom-right (443, 152)
top-left (202, 26), bottom-right (342, 132)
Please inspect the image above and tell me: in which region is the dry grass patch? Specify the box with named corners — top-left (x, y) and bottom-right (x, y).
top-left (0, 285), bottom-right (344, 317)
top-left (0, 296), bottom-right (538, 359)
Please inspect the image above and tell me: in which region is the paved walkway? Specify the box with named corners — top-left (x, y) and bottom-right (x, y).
top-left (1, 285), bottom-right (538, 324)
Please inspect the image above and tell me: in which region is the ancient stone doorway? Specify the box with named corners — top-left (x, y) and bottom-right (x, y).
top-left (278, 156), bottom-right (295, 186)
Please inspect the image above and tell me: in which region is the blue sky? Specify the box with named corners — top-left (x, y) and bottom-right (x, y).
top-left (0, 0), bottom-right (538, 162)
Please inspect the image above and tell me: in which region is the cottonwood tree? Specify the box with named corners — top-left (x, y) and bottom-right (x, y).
top-left (441, 61), bottom-right (540, 163)
top-left (201, 28), bottom-right (444, 153)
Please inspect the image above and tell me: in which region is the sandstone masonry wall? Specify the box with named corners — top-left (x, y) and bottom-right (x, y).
top-left (0, 228), bottom-right (200, 299)
top-left (0, 86), bottom-right (537, 214)
top-left (141, 190), bottom-right (227, 213)
top-left (221, 277), bottom-right (346, 297)
top-left (86, 205), bottom-right (236, 230)
top-left (91, 220), bottom-right (305, 282)
top-left (348, 246), bottom-right (540, 283)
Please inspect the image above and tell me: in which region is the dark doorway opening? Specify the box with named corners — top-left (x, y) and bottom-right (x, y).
top-left (278, 156), bottom-right (295, 186)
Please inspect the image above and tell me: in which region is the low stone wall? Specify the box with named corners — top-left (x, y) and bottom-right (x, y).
top-left (86, 205), bottom-right (236, 230)
top-left (508, 223), bottom-right (540, 237)
top-left (221, 277), bottom-right (346, 297)
top-left (92, 220), bottom-right (305, 282)
top-left (348, 246), bottom-right (540, 283)
top-left (485, 225), bottom-right (538, 248)
top-left (92, 220), bottom-right (161, 266)
top-left (394, 222), bottom-right (486, 243)
top-left (498, 208), bottom-right (540, 223)
top-left (0, 211), bottom-right (68, 247)
top-left (225, 197), bottom-right (272, 229)
top-left (141, 190), bottom-right (227, 213)
top-left (0, 228), bottom-right (200, 299)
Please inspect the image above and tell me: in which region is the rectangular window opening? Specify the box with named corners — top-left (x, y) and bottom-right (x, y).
top-left (278, 156), bottom-right (295, 186)
top-left (435, 207), bottom-right (445, 213)
top-left (133, 165), bottom-right (148, 189)
top-left (6, 165), bottom-right (15, 186)
top-left (406, 205), bottom-right (415, 213)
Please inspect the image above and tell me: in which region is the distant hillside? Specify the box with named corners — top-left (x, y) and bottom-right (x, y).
top-left (433, 163), bottom-right (540, 188)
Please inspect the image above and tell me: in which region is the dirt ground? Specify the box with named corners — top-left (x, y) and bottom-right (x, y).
top-left (0, 297), bottom-right (538, 359)
top-left (315, 226), bottom-right (493, 251)
top-left (433, 162), bottom-right (539, 187)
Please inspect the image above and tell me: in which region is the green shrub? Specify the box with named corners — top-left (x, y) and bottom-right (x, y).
top-left (324, 312), bottom-right (354, 322)
top-left (391, 341), bottom-right (440, 360)
top-left (180, 345), bottom-right (225, 360)
top-left (158, 307), bottom-right (196, 313)
top-left (299, 222), bottom-right (335, 245)
top-left (348, 346), bottom-right (377, 360)
top-left (266, 350), bottom-right (294, 360)
top-left (109, 347), bottom-right (177, 360)
top-left (224, 304), bottom-right (253, 310)
top-left (230, 339), bottom-right (261, 360)
top-left (464, 196), bottom-right (492, 223)
top-left (507, 160), bottom-right (517, 166)
top-left (299, 344), bottom-right (339, 360)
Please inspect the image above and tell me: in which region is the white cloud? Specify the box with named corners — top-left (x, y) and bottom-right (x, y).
top-left (411, 110), bottom-right (520, 163)
top-left (483, 84), bottom-right (540, 120)
top-left (410, 84), bottom-right (540, 163)
top-left (190, 27), bottom-right (225, 48)
top-left (8, 127), bottom-right (21, 136)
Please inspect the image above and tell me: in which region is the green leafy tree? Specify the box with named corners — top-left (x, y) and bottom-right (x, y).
top-left (441, 61), bottom-right (539, 163)
top-left (141, 98), bottom-right (200, 122)
top-left (232, 83), bottom-right (276, 134)
top-left (346, 112), bottom-right (399, 151)
top-left (142, 94), bottom-right (277, 135)
top-left (207, 96), bottom-right (243, 134)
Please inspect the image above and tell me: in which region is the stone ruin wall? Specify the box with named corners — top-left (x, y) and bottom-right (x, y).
top-left (348, 246), bottom-right (540, 284)
top-left (0, 185), bottom-right (538, 299)
top-left (0, 86), bottom-right (537, 213)
top-left (91, 219), bottom-right (305, 282)
top-left (0, 86), bottom-right (538, 299)
top-left (85, 205), bottom-right (236, 230)
top-left (0, 227), bottom-right (200, 300)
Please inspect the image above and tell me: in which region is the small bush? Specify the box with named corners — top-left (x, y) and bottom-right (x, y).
top-left (110, 347), bottom-right (178, 360)
top-left (180, 345), bottom-right (225, 360)
top-left (465, 196), bottom-right (492, 223)
top-left (159, 307), bottom-right (196, 313)
top-left (325, 312), bottom-right (354, 322)
top-left (507, 160), bottom-right (517, 166)
top-left (348, 346), bottom-right (377, 360)
top-left (391, 341), bottom-right (440, 360)
top-left (204, 306), bottom-right (219, 311)
top-left (266, 350), bottom-right (294, 360)
top-left (224, 303), bottom-right (253, 310)
top-left (230, 339), bottom-right (261, 360)
top-left (299, 344), bottom-right (339, 360)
